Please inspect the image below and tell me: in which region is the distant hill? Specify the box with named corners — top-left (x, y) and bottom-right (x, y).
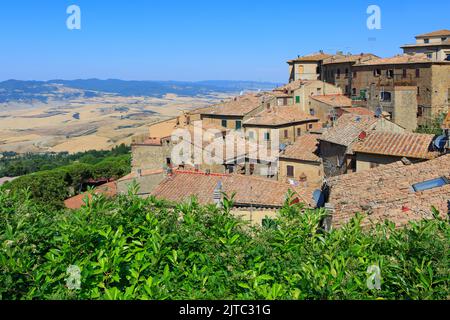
top-left (0, 79), bottom-right (281, 104)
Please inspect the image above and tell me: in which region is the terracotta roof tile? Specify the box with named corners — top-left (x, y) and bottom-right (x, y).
top-left (244, 106), bottom-right (319, 127)
top-left (64, 181), bottom-right (117, 210)
top-left (151, 171), bottom-right (302, 207)
top-left (341, 107), bottom-right (375, 116)
top-left (328, 154), bottom-right (450, 228)
top-left (352, 131), bottom-right (439, 160)
top-left (200, 93), bottom-right (269, 117)
top-left (355, 54), bottom-right (432, 66)
top-left (280, 134), bottom-right (321, 162)
top-left (311, 95), bottom-right (352, 107)
top-left (319, 114), bottom-right (378, 147)
top-left (322, 53), bottom-right (378, 65)
top-left (288, 52), bottom-right (332, 63)
top-left (415, 29), bottom-right (450, 38)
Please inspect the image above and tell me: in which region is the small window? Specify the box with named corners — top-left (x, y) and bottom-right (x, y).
top-left (415, 69), bottom-right (420, 78)
top-left (308, 124), bottom-right (313, 129)
top-left (387, 69), bottom-right (394, 78)
top-left (284, 130), bottom-right (289, 138)
top-left (417, 87), bottom-right (420, 96)
top-left (381, 91), bottom-right (392, 102)
top-left (424, 38), bottom-right (429, 44)
top-left (166, 158), bottom-right (172, 166)
top-left (309, 108), bottom-right (315, 116)
top-left (248, 131), bottom-right (255, 140)
top-left (412, 177), bottom-right (449, 192)
top-left (426, 52), bottom-right (433, 59)
top-left (221, 119), bottom-right (227, 128)
top-left (353, 71), bottom-right (357, 78)
top-left (345, 68), bottom-right (349, 78)
top-left (236, 120), bottom-right (242, 130)
top-left (336, 69), bottom-right (341, 78)
top-left (264, 132), bottom-right (270, 141)
top-left (297, 128), bottom-right (301, 136)
top-left (374, 69), bottom-right (381, 77)
top-left (402, 69), bottom-right (407, 78)
top-left (352, 88), bottom-right (357, 95)
top-left (442, 37), bottom-right (447, 42)
top-left (286, 165), bottom-right (294, 178)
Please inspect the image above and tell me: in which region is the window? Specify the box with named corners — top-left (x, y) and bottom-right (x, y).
top-left (286, 165), bottom-right (294, 178)
top-left (424, 38), bottom-right (429, 43)
top-left (166, 158), bottom-right (172, 166)
top-left (221, 119), bottom-right (227, 128)
top-left (264, 132), bottom-right (270, 141)
top-left (295, 96), bottom-right (300, 104)
top-left (402, 69), bottom-right (407, 78)
top-left (417, 105), bottom-right (424, 117)
top-left (381, 91), bottom-right (392, 102)
top-left (387, 69), bottom-right (394, 78)
top-left (417, 87), bottom-right (420, 96)
top-left (352, 88), bottom-right (357, 95)
top-left (426, 52), bottom-right (433, 59)
top-left (249, 164), bottom-right (255, 175)
top-left (442, 37), bottom-right (447, 42)
top-left (297, 128), bottom-right (301, 136)
top-left (345, 68), bottom-right (349, 78)
top-left (309, 108), bottom-right (315, 116)
top-left (284, 130), bottom-right (288, 138)
top-left (345, 85), bottom-right (349, 94)
top-left (336, 69), bottom-right (341, 78)
top-left (415, 69), bottom-right (420, 78)
top-left (236, 120), bottom-right (242, 130)
top-left (353, 71), bottom-right (357, 78)
top-left (374, 69), bottom-right (381, 77)
top-left (283, 97), bottom-right (288, 105)
top-left (248, 131), bottom-right (255, 140)
top-left (308, 124), bottom-right (313, 129)
top-left (298, 65), bottom-right (304, 74)
top-left (412, 177), bottom-right (449, 192)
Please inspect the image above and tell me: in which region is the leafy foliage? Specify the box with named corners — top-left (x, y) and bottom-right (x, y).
top-left (0, 189), bottom-right (448, 300)
top-left (4, 153), bottom-right (130, 208)
top-left (0, 144), bottom-right (130, 178)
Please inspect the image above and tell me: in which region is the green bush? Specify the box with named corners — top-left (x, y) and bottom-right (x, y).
top-left (0, 189), bottom-right (448, 300)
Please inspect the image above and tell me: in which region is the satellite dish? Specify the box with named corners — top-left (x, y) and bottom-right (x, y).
top-left (312, 189), bottom-right (325, 208)
top-left (434, 135), bottom-right (449, 150)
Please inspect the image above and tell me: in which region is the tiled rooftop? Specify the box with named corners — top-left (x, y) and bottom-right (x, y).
top-left (311, 94), bottom-right (352, 107)
top-left (354, 54), bottom-right (432, 66)
top-left (322, 53), bottom-right (378, 65)
top-left (341, 107), bottom-right (375, 116)
top-left (244, 106), bottom-right (319, 127)
top-left (151, 171), bottom-right (305, 207)
top-left (280, 134), bottom-right (321, 162)
top-left (199, 93), bottom-right (269, 117)
top-left (352, 131), bottom-right (439, 160)
top-left (288, 52), bottom-right (332, 63)
top-left (327, 154), bottom-right (450, 228)
top-left (64, 181), bottom-right (118, 210)
top-left (415, 29), bottom-right (450, 38)
top-left (319, 114), bottom-right (379, 147)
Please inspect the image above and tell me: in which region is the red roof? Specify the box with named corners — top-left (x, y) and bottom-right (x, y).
top-left (64, 181), bottom-right (117, 210)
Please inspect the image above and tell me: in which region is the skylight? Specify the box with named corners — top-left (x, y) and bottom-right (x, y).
top-left (412, 177), bottom-right (449, 192)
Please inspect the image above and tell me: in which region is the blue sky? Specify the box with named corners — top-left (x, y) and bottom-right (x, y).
top-left (0, 0), bottom-right (448, 82)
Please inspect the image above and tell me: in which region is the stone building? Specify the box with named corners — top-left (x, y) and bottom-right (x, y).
top-left (287, 52), bottom-right (332, 82)
top-left (308, 94), bottom-right (353, 125)
top-left (278, 134), bottom-right (324, 189)
top-left (318, 114), bottom-right (405, 177)
top-left (352, 131), bottom-right (440, 172)
top-left (401, 29), bottom-right (450, 62)
top-left (351, 54), bottom-right (450, 128)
